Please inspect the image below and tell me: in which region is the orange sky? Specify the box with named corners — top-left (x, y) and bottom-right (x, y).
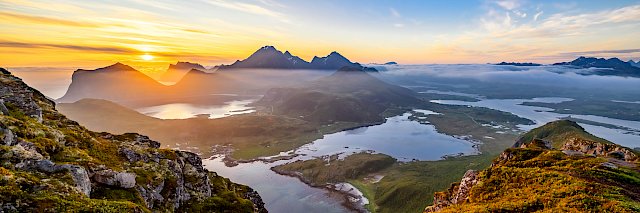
top-left (1, 0), bottom-right (640, 71)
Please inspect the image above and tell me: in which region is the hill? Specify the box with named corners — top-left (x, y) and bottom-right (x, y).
top-left (0, 67), bottom-right (266, 212)
top-left (424, 120), bottom-right (639, 212)
top-left (255, 66), bottom-right (419, 124)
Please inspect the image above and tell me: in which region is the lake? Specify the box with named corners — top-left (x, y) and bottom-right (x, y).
top-left (432, 98), bottom-right (640, 149)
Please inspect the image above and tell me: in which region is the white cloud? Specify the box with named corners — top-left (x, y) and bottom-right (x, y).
top-left (205, 0), bottom-right (289, 23)
top-left (533, 11), bottom-right (543, 21)
top-left (495, 0), bottom-right (520, 10)
top-left (390, 8), bottom-right (401, 18)
top-left (394, 23), bottom-right (404, 28)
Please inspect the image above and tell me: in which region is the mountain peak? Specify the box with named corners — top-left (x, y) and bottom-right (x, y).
top-left (168, 61), bottom-right (205, 70)
top-left (96, 62), bottom-right (137, 72)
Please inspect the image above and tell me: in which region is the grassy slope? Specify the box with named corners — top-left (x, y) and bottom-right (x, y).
top-left (436, 148), bottom-right (640, 212)
top-left (429, 120), bottom-right (640, 212)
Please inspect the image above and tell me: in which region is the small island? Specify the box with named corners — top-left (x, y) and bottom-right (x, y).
top-left (495, 62), bottom-right (541, 66)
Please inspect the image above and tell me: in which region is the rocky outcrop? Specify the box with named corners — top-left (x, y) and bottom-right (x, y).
top-left (424, 170), bottom-right (478, 213)
top-left (0, 68), bottom-right (267, 212)
top-left (561, 138), bottom-right (638, 162)
top-left (93, 169), bottom-right (137, 188)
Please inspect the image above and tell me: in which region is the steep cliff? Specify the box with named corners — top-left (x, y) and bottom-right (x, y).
top-left (0, 67), bottom-right (267, 212)
top-left (424, 120), bottom-right (639, 212)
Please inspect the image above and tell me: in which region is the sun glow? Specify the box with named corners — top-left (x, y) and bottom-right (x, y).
top-left (141, 54), bottom-right (154, 61)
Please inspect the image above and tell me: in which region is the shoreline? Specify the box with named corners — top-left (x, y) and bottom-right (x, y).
top-left (270, 167), bottom-right (369, 213)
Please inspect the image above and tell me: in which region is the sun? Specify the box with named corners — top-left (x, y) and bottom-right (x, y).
top-left (141, 54), bottom-right (154, 61)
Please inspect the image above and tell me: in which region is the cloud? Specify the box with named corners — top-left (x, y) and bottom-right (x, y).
top-left (533, 11), bottom-right (543, 21)
top-left (205, 0), bottom-right (289, 23)
top-left (0, 11), bottom-right (96, 27)
top-left (565, 49), bottom-right (640, 55)
top-left (0, 41), bottom-right (135, 54)
top-left (394, 23), bottom-right (405, 28)
top-left (390, 8), bottom-right (401, 18)
top-left (495, 0), bottom-right (520, 10)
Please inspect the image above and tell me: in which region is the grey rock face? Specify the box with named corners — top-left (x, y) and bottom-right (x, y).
top-left (93, 169), bottom-right (137, 189)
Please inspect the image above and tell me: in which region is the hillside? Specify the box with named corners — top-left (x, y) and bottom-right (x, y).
top-left (0, 67), bottom-right (267, 212)
top-left (255, 66), bottom-right (419, 124)
top-left (424, 120), bottom-right (639, 212)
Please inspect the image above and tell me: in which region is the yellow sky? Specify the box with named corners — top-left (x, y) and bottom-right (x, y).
top-left (1, 0), bottom-right (640, 70)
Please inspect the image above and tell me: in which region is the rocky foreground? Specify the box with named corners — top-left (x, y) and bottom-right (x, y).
top-left (0, 67), bottom-right (267, 212)
top-left (424, 120), bottom-right (639, 212)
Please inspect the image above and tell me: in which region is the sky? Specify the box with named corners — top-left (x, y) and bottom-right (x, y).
top-left (1, 0), bottom-right (640, 70)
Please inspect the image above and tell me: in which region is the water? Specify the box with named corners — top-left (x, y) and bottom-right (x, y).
top-left (292, 113), bottom-right (477, 162)
top-left (136, 99), bottom-right (256, 119)
top-left (433, 98), bottom-right (640, 149)
top-left (203, 157), bottom-right (353, 213)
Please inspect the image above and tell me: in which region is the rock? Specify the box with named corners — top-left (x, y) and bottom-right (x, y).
top-left (93, 169), bottom-right (137, 188)
top-left (1, 124), bottom-right (17, 146)
top-left (561, 138), bottom-right (638, 162)
top-left (0, 99), bottom-right (9, 115)
top-left (424, 170), bottom-right (478, 212)
top-left (599, 162), bottom-right (618, 169)
top-left (451, 170), bottom-right (478, 204)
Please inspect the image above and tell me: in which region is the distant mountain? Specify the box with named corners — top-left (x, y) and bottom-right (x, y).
top-left (553, 56), bottom-right (640, 77)
top-left (170, 68), bottom-right (243, 95)
top-left (159, 61), bottom-right (206, 83)
top-left (628, 59), bottom-right (640, 68)
top-left (255, 66), bottom-right (418, 124)
top-left (384, 61), bottom-right (398, 65)
top-left (495, 62), bottom-right (541, 66)
top-left (217, 46), bottom-right (376, 71)
top-left (58, 63), bottom-right (168, 103)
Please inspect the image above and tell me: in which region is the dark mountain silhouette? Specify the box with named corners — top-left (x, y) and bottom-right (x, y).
top-left (159, 61), bottom-right (207, 83)
top-left (553, 56), bottom-right (640, 77)
top-left (495, 62), bottom-right (541, 66)
top-left (217, 46), bottom-right (376, 71)
top-left (628, 59), bottom-right (640, 68)
top-left (256, 66), bottom-right (418, 124)
top-left (58, 63), bottom-right (168, 103)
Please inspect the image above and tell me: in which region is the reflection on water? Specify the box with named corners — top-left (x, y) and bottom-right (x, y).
top-left (433, 97), bottom-right (640, 148)
top-left (203, 157), bottom-right (352, 213)
top-left (136, 99), bottom-right (256, 119)
top-left (293, 113), bottom-right (478, 161)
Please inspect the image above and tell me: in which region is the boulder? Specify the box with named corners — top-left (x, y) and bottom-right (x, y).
top-left (93, 169), bottom-right (137, 188)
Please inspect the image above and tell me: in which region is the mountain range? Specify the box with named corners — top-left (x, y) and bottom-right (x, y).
top-left (553, 56), bottom-right (640, 77)
top-left (159, 61), bottom-right (207, 83)
top-left (255, 66), bottom-right (418, 124)
top-left (216, 46), bottom-right (376, 71)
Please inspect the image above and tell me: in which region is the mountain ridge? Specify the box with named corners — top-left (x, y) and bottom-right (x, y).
top-left (217, 46), bottom-right (376, 71)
